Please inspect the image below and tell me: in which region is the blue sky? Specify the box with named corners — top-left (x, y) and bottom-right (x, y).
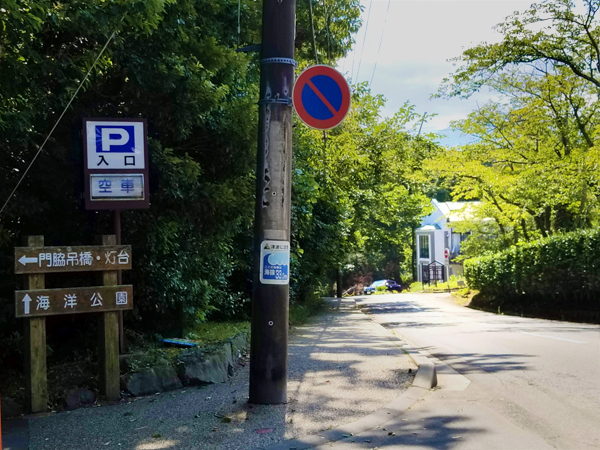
top-left (336, 0), bottom-right (535, 146)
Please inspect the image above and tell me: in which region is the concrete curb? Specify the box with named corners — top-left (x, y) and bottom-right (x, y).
top-left (375, 328), bottom-right (438, 390)
top-left (257, 299), bottom-right (434, 450)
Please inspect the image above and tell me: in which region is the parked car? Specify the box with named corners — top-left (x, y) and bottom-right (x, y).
top-left (364, 279), bottom-right (403, 294)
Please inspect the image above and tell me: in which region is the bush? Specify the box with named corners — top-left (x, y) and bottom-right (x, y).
top-left (464, 228), bottom-right (600, 310)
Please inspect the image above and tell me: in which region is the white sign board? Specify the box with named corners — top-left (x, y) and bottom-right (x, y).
top-left (90, 174), bottom-right (144, 200)
top-left (444, 248), bottom-right (450, 264)
top-left (259, 240), bottom-right (290, 285)
top-left (85, 120), bottom-right (145, 169)
top-left (83, 118), bottom-right (149, 210)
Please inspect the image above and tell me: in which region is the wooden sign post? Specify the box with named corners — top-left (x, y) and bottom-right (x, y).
top-left (98, 234), bottom-right (120, 401)
top-left (15, 235), bottom-right (133, 412)
top-left (23, 235), bottom-right (48, 414)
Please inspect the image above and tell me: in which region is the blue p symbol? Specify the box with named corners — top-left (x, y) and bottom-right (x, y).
top-left (96, 125), bottom-right (135, 153)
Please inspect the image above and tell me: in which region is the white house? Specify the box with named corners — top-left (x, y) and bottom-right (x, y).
top-left (415, 199), bottom-right (481, 282)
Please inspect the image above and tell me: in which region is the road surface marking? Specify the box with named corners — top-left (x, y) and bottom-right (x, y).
top-left (521, 331), bottom-right (587, 344)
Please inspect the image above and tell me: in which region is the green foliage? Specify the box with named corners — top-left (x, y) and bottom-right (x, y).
top-left (422, 275), bottom-right (464, 291)
top-left (372, 285), bottom-right (389, 295)
top-left (291, 86), bottom-right (438, 300)
top-left (408, 281), bottom-right (423, 292)
top-left (185, 321), bottom-right (250, 344)
top-left (289, 288), bottom-right (328, 325)
top-left (465, 228), bottom-right (600, 308)
top-left (0, 0), bottom-right (362, 337)
top-left (439, 0), bottom-right (600, 97)
top-left (431, 0), bottom-right (600, 255)
top-left (295, 0), bottom-right (361, 64)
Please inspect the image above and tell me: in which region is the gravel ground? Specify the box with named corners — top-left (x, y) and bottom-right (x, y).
top-left (28, 299), bottom-right (415, 450)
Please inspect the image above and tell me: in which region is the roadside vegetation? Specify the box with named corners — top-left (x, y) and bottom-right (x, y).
top-left (408, 275), bottom-right (466, 293)
top-left (465, 229), bottom-right (600, 322)
top-left (1, 0), bottom-right (599, 408)
top-left (0, 0), bottom-right (438, 406)
top-left (426, 0), bottom-right (600, 321)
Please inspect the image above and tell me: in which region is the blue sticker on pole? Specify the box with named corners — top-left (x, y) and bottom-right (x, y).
top-left (259, 240), bottom-right (290, 285)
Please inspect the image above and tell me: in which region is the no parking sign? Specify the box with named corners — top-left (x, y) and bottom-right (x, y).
top-left (292, 65), bottom-right (351, 130)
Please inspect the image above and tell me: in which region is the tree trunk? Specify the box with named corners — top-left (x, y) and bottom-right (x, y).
top-left (391, 245), bottom-right (401, 283)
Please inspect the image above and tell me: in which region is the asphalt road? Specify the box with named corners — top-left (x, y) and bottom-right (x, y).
top-left (354, 293), bottom-right (600, 450)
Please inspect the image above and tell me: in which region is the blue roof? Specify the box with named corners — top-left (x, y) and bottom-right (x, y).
top-left (416, 224), bottom-right (441, 231)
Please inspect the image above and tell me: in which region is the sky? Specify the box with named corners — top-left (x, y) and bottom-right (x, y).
top-left (337, 0), bottom-right (536, 146)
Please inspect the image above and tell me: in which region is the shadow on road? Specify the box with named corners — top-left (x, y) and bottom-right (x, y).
top-left (380, 321), bottom-right (457, 328)
top-left (358, 302), bottom-right (441, 315)
top-left (421, 349), bottom-right (535, 373)
top-left (338, 413), bottom-right (484, 450)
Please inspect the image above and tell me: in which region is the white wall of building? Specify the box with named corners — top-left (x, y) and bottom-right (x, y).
top-left (416, 199), bottom-right (474, 282)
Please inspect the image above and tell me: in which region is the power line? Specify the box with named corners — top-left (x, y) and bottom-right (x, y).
top-left (308, 0), bottom-right (319, 63)
top-left (323, 0), bottom-right (331, 64)
top-left (0, 30), bottom-right (118, 217)
top-left (354, 0), bottom-right (373, 84)
top-left (370, 0), bottom-right (391, 87)
top-left (350, 36), bottom-right (357, 81)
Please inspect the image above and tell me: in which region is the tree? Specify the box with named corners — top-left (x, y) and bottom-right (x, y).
top-left (291, 84), bottom-right (437, 297)
top-left (431, 0), bottom-right (600, 256)
top-left (0, 0), bottom-right (361, 334)
top-left (430, 68), bottom-right (600, 251)
top-left (439, 0), bottom-right (600, 97)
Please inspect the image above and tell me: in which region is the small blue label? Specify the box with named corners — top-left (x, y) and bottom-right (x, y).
top-left (262, 253), bottom-right (289, 281)
top-left (260, 241), bottom-right (290, 285)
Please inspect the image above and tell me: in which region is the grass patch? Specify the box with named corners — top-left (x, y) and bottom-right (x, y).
top-left (184, 321), bottom-right (250, 345)
top-left (290, 293), bottom-right (328, 326)
top-left (452, 287), bottom-right (477, 306)
top-left (122, 321), bottom-right (251, 374)
top-left (408, 281), bottom-right (423, 292)
top-left (408, 276), bottom-right (468, 293)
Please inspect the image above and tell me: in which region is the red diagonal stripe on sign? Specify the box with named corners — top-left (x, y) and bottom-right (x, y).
top-left (306, 79), bottom-right (339, 116)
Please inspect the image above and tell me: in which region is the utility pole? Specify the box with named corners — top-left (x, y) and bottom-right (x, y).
top-left (249, 0), bottom-right (296, 404)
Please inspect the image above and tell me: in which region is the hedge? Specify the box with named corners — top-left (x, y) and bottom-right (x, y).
top-left (464, 228), bottom-right (600, 309)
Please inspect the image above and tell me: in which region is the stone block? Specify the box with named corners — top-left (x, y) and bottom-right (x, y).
top-left (178, 346), bottom-right (231, 385)
top-left (229, 332), bottom-right (249, 363)
top-left (121, 365), bottom-right (182, 396)
top-left (64, 388), bottom-right (96, 409)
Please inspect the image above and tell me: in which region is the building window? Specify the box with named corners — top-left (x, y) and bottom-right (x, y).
top-left (419, 235), bottom-right (429, 259)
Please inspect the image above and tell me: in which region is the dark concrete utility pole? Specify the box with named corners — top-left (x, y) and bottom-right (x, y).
top-left (249, 0), bottom-right (296, 404)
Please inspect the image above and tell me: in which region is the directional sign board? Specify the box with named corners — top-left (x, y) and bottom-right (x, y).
top-left (15, 285), bottom-right (133, 318)
top-left (83, 118), bottom-right (149, 210)
top-left (292, 65), bottom-right (351, 130)
top-left (259, 240), bottom-right (290, 285)
top-left (15, 245), bottom-right (132, 274)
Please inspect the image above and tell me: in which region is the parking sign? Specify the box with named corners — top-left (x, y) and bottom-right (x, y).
top-left (83, 119), bottom-right (149, 210)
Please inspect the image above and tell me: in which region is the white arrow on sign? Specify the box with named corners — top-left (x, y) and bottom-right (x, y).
top-left (22, 294), bottom-right (32, 315)
top-left (18, 255), bottom-right (38, 266)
